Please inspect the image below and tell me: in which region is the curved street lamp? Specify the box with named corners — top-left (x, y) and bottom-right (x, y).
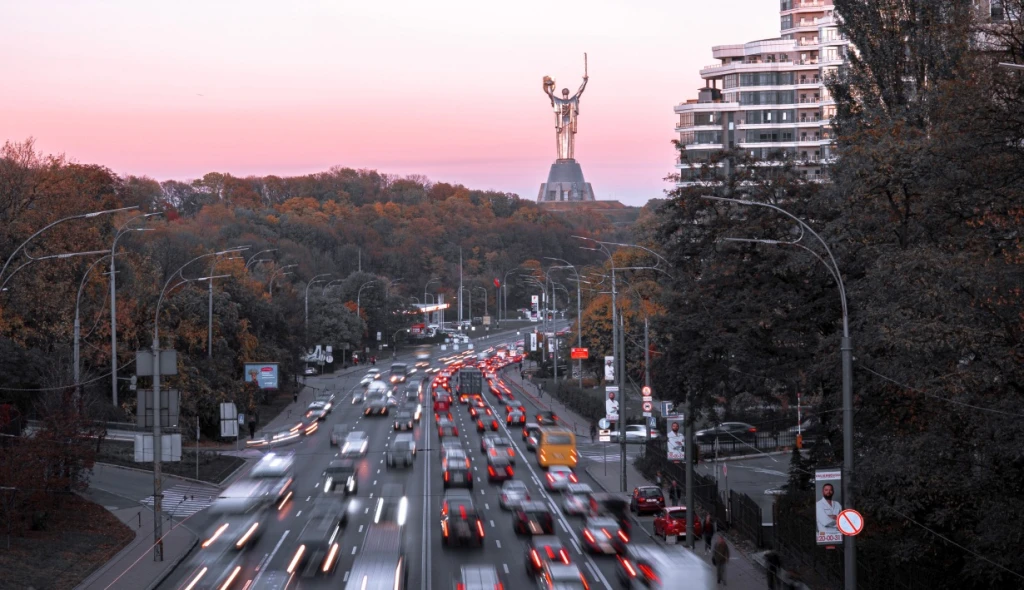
top-left (268, 264), bottom-right (297, 298)
top-left (546, 258), bottom-right (585, 388)
top-left (473, 286), bottom-right (488, 318)
top-left (322, 279), bottom-right (344, 296)
top-left (244, 248), bottom-right (278, 271)
top-left (304, 273), bottom-right (332, 339)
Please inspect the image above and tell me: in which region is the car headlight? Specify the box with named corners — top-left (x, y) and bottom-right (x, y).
top-left (360, 441), bottom-right (367, 453)
top-left (342, 443), bottom-right (350, 453)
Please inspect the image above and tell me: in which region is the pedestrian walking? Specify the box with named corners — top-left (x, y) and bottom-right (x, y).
top-left (703, 514), bottom-right (714, 555)
top-left (590, 421), bottom-right (598, 443)
top-left (713, 535), bottom-right (730, 586)
top-left (655, 471), bottom-right (663, 491)
top-left (669, 479), bottom-right (681, 504)
top-left (765, 551), bottom-right (782, 590)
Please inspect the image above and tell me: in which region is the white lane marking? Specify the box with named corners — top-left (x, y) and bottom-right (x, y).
top-left (249, 530), bottom-right (290, 586)
top-left (503, 564), bottom-right (509, 573)
top-left (373, 480), bottom-right (377, 486)
top-left (344, 571), bottom-right (350, 582)
top-left (496, 540), bottom-right (501, 548)
top-left (296, 510), bottom-right (302, 517)
top-left (365, 508), bottom-right (370, 514)
top-left (306, 496), bottom-right (312, 501)
top-left (358, 525), bottom-right (364, 533)
top-left (586, 563), bottom-right (600, 578)
top-left (351, 546), bottom-right (358, 555)
top-left (484, 504), bottom-right (489, 510)
top-left (571, 539), bottom-right (582, 554)
top-left (559, 520), bottom-right (569, 533)
top-left (489, 520), bottom-right (495, 527)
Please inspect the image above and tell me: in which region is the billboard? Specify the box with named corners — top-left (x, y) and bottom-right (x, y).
top-left (604, 356), bottom-right (615, 382)
top-left (570, 347), bottom-right (589, 360)
top-left (244, 363), bottom-right (279, 390)
top-left (530, 332), bottom-right (538, 351)
top-left (531, 295), bottom-right (540, 319)
top-left (667, 418), bottom-right (685, 461)
top-left (605, 386), bottom-right (619, 422)
top-left (815, 469), bottom-right (844, 545)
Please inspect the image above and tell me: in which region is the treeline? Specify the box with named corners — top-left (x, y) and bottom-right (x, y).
top-left (622, 2), bottom-right (1023, 588)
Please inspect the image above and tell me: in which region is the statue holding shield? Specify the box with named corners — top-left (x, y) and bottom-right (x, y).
top-left (543, 54), bottom-right (589, 161)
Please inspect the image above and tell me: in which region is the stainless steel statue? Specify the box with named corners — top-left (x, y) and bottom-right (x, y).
top-left (543, 54), bottom-right (589, 161)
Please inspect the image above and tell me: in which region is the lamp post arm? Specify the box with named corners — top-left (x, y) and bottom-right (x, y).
top-left (0, 250), bottom-right (111, 294)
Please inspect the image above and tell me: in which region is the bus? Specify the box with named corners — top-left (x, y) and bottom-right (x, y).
top-left (537, 427), bottom-right (578, 469)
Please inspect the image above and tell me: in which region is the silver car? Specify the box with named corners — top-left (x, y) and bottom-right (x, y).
top-left (500, 480), bottom-right (530, 510)
top-left (544, 465), bottom-right (577, 493)
top-left (341, 431), bottom-right (369, 457)
top-left (563, 482), bottom-right (594, 516)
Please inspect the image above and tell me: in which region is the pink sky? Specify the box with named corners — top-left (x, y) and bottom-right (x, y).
top-left (0, 0), bottom-right (777, 206)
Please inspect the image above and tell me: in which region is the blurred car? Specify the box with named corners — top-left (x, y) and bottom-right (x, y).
top-left (630, 486), bottom-right (665, 515)
top-left (536, 410), bottom-right (558, 426)
top-left (364, 395), bottom-right (390, 416)
top-left (506, 400), bottom-right (525, 414)
top-left (324, 460), bottom-right (358, 495)
top-left (441, 439), bottom-right (464, 455)
top-left (562, 483), bottom-right (594, 516)
top-left (304, 366), bottom-right (317, 376)
top-left (387, 438), bottom-right (415, 469)
top-left (581, 516), bottom-right (628, 555)
top-left (247, 453), bottom-right (294, 505)
top-left (512, 501), bottom-right (555, 536)
top-left (525, 536), bottom-right (572, 578)
top-left (544, 465), bottom-right (578, 492)
top-left (459, 393), bottom-right (470, 404)
top-left (292, 498), bottom-right (348, 577)
top-left (330, 425), bottom-right (346, 447)
top-left (624, 424), bottom-right (658, 442)
top-left (476, 417), bottom-right (500, 433)
top-left (442, 448), bottom-right (471, 470)
top-left (443, 462), bottom-right (473, 489)
top-left (201, 495), bottom-right (267, 552)
top-left (484, 436), bottom-right (516, 465)
top-left (351, 391), bottom-right (365, 404)
top-left (341, 431), bottom-right (369, 458)
top-left (500, 479), bottom-right (530, 509)
top-left (616, 543), bottom-right (715, 589)
top-left (454, 565), bottom-right (502, 590)
top-left (373, 484), bottom-right (409, 527)
top-left (305, 401), bottom-right (330, 421)
top-left (485, 454), bottom-right (514, 483)
top-left (440, 491), bottom-right (485, 548)
top-left (507, 410), bottom-right (526, 426)
top-left (653, 506), bottom-right (701, 539)
top-left (537, 563), bottom-right (589, 590)
top-left (393, 410), bottom-right (415, 431)
top-left (480, 432), bottom-right (502, 453)
top-left (523, 422), bottom-right (542, 442)
top-left (694, 422), bottom-right (757, 445)
top-left (438, 420), bottom-right (460, 439)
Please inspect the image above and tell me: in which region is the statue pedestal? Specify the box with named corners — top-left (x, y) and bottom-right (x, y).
top-left (537, 159), bottom-right (595, 202)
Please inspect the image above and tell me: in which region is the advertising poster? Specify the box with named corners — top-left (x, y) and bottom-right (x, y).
top-left (530, 332), bottom-right (538, 351)
top-left (531, 295), bottom-right (540, 318)
top-left (244, 363), bottom-right (279, 389)
top-left (604, 356), bottom-right (615, 382)
top-left (667, 418), bottom-right (685, 461)
top-left (605, 386), bottom-right (619, 422)
top-left (815, 469), bottom-right (844, 545)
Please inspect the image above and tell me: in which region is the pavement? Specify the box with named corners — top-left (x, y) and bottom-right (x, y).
top-left (504, 368), bottom-right (771, 590)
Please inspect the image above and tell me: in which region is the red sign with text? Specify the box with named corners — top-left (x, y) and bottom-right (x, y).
top-left (570, 347), bottom-right (589, 360)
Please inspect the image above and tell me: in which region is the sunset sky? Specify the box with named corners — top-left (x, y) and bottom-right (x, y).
top-left (0, 0), bottom-right (777, 206)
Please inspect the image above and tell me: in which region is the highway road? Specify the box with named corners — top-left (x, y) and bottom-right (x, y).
top-left (157, 321), bottom-right (646, 589)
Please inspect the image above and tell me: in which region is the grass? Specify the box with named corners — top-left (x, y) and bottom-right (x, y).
top-left (97, 439), bottom-right (246, 485)
top-left (0, 494), bottom-right (134, 590)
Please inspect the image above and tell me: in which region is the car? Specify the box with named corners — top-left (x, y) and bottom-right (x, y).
top-left (293, 498), bottom-right (349, 576)
top-left (305, 401), bottom-right (330, 421)
top-left (454, 564), bottom-right (502, 590)
top-left (485, 454), bottom-right (514, 483)
top-left (341, 431), bottom-right (369, 458)
top-left (480, 432), bottom-right (502, 452)
top-left (304, 366), bottom-right (317, 376)
top-left (544, 465), bottom-right (578, 492)
top-left (537, 563), bottom-right (589, 589)
top-left (536, 410), bottom-right (557, 426)
top-left (373, 484), bottom-right (409, 527)
top-left (360, 374), bottom-right (376, 387)
top-left (694, 422), bottom-right (758, 445)
top-left (438, 419), bottom-right (460, 439)
top-left (653, 506), bottom-right (702, 539)
top-left (623, 424), bottom-right (658, 442)
top-left (401, 402), bottom-right (422, 423)
top-left (507, 410), bottom-right (526, 426)
top-left (523, 422), bottom-right (542, 442)
top-left (615, 543), bottom-right (715, 589)
top-left (442, 448), bottom-right (471, 471)
top-left (459, 393), bottom-right (470, 404)
top-left (394, 432), bottom-right (417, 455)
top-left (364, 395), bottom-right (390, 416)
top-left (525, 536), bottom-right (572, 578)
top-left (476, 417), bottom-right (500, 433)
top-left (387, 439), bottom-right (415, 469)
top-left (440, 491), bottom-right (485, 547)
top-left (351, 391), bottom-right (365, 404)
top-left (630, 486), bottom-right (665, 515)
top-left (330, 424), bottom-right (347, 447)
top-left (506, 400), bottom-right (525, 414)
top-left (443, 462), bottom-right (473, 489)
top-left (441, 439), bottom-right (465, 455)
top-left (469, 404), bottom-right (493, 418)
top-left (247, 453), bottom-right (295, 505)
top-left (323, 460), bottom-right (358, 496)
top-left (484, 437), bottom-right (516, 465)
top-left (581, 516), bottom-right (628, 554)
top-left (500, 480), bottom-right (530, 509)
top-left (512, 501), bottom-right (555, 535)
top-left (393, 410), bottom-right (414, 431)
top-left (562, 483), bottom-right (594, 516)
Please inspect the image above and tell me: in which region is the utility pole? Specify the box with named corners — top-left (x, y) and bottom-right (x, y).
top-left (644, 317), bottom-right (650, 389)
top-left (459, 247), bottom-right (463, 326)
top-left (618, 311), bottom-right (627, 492)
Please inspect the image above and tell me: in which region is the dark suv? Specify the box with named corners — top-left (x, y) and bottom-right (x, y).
top-left (512, 501), bottom-right (555, 535)
top-left (441, 492), bottom-right (485, 548)
top-left (630, 486), bottom-right (665, 515)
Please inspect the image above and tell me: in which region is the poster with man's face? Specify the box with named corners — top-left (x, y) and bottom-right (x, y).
top-left (605, 386), bottom-right (619, 422)
top-left (815, 469), bottom-right (843, 545)
top-left (604, 356), bottom-right (615, 382)
top-left (667, 418), bottom-right (685, 460)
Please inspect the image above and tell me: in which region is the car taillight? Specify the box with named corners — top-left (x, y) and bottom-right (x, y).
top-left (530, 549), bottom-right (542, 568)
top-left (456, 584), bottom-right (465, 590)
top-left (601, 528), bottom-right (612, 539)
top-left (559, 548), bottom-right (570, 564)
top-left (506, 466), bottom-right (514, 476)
top-left (442, 520), bottom-right (449, 537)
top-left (476, 520), bottom-right (485, 537)
top-left (583, 529), bottom-right (595, 543)
top-left (507, 448), bottom-right (514, 457)
top-left (444, 471), bottom-right (449, 482)
top-left (488, 466), bottom-right (496, 476)
top-left (619, 556), bottom-right (638, 577)
top-left (453, 427), bottom-right (459, 435)
top-left (748, 427), bottom-right (757, 433)
top-left (547, 473), bottom-right (554, 483)
top-left (569, 474), bottom-right (578, 483)
top-left (638, 564), bottom-right (659, 582)
top-left (618, 530), bottom-right (629, 542)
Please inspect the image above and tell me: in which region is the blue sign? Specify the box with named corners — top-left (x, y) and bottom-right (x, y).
top-left (244, 363), bottom-right (279, 390)
top-left (647, 416), bottom-right (657, 429)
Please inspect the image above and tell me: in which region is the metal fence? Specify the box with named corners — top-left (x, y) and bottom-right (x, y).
top-left (730, 489), bottom-right (764, 547)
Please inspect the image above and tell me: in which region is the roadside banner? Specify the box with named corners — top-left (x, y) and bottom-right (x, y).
top-left (605, 386), bottom-right (619, 422)
top-left (530, 332), bottom-right (538, 351)
top-left (815, 469), bottom-right (844, 545)
top-left (244, 363), bottom-right (279, 389)
top-left (667, 418), bottom-right (685, 460)
top-left (604, 356), bottom-right (615, 382)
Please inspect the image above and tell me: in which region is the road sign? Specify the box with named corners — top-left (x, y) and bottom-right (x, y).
top-left (641, 385), bottom-right (651, 396)
top-left (570, 347), bottom-right (589, 360)
top-left (377, 332), bottom-right (382, 341)
top-left (837, 510), bottom-right (864, 536)
top-left (598, 418), bottom-right (610, 429)
top-left (659, 401), bottom-right (675, 417)
top-left (642, 401), bottom-right (653, 412)
top-left (642, 395), bottom-right (653, 402)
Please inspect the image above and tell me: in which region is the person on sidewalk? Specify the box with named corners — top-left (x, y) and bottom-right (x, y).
top-left (765, 550), bottom-right (782, 590)
top-left (668, 479), bottom-right (681, 505)
top-left (703, 514), bottom-right (715, 555)
top-left (713, 535), bottom-right (730, 586)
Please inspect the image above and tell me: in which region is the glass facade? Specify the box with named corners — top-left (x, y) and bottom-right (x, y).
top-left (743, 109), bottom-right (796, 124)
top-left (678, 131), bottom-right (723, 145)
top-left (740, 72), bottom-right (794, 86)
top-left (781, 15), bottom-right (793, 29)
top-left (745, 129), bottom-right (796, 143)
top-left (740, 90), bottom-right (796, 105)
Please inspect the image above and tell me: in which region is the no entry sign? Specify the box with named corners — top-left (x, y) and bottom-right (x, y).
top-left (836, 509), bottom-right (864, 536)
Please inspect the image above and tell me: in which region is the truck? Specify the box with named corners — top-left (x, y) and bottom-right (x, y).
top-left (456, 367), bottom-right (483, 397)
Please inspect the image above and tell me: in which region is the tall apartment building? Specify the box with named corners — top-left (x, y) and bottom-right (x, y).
top-left (674, 0), bottom-right (849, 186)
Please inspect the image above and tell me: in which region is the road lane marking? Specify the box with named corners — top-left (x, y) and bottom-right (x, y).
top-left (559, 520), bottom-right (569, 533)
top-left (484, 503), bottom-right (489, 510)
top-left (489, 520), bottom-right (495, 527)
top-left (351, 546), bottom-right (358, 554)
top-left (250, 530), bottom-right (290, 586)
top-left (344, 571), bottom-right (350, 582)
top-left (571, 539), bottom-right (582, 554)
top-left (358, 525), bottom-right (364, 532)
top-left (503, 564), bottom-right (509, 574)
top-left (306, 496), bottom-right (311, 501)
top-left (496, 540), bottom-right (501, 548)
top-left (296, 510), bottom-right (302, 517)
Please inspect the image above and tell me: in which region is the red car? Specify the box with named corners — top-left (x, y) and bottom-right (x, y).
top-left (653, 506), bottom-right (702, 539)
top-left (630, 486), bottom-right (665, 515)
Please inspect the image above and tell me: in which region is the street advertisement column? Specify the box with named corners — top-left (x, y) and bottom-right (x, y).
top-left (605, 386), bottom-right (619, 422)
top-left (531, 295), bottom-right (540, 321)
top-left (667, 418), bottom-right (685, 460)
top-left (815, 468), bottom-right (844, 545)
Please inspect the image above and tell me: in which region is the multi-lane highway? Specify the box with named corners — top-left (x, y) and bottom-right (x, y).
top-left (157, 322), bottom-right (652, 589)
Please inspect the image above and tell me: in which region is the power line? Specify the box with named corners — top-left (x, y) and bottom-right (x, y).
top-left (858, 365), bottom-right (1024, 418)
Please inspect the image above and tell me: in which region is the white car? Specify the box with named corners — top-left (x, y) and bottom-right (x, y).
top-left (624, 425), bottom-right (659, 442)
top-left (304, 366), bottom-right (317, 376)
top-left (562, 483), bottom-right (594, 516)
top-left (500, 480), bottom-right (531, 509)
top-left (341, 432), bottom-right (369, 458)
top-left (544, 466), bottom-right (578, 492)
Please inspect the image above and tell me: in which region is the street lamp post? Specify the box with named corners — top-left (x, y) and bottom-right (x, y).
top-left (304, 273), bottom-right (332, 341)
top-left (268, 264), bottom-right (296, 299)
top-left (244, 248), bottom-right (277, 271)
top-left (473, 286), bottom-right (488, 319)
top-left (546, 259), bottom-right (584, 388)
top-left (704, 195), bottom-right (855, 589)
top-left (74, 254), bottom-right (112, 400)
top-left (322, 279), bottom-right (344, 296)
top-left (460, 286), bottom-right (471, 324)
top-left (357, 280), bottom-right (377, 320)
top-left (424, 277), bottom-right (440, 324)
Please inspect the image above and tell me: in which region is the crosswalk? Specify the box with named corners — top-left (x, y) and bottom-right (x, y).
top-left (141, 483), bottom-right (220, 519)
top-left (577, 443), bottom-right (641, 464)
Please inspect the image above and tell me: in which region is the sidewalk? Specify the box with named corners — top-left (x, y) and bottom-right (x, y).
top-left (501, 367), bottom-right (769, 590)
top-left (76, 490), bottom-right (198, 590)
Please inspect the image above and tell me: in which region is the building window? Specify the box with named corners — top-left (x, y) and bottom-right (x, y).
top-left (780, 0), bottom-right (792, 10)
top-left (992, 1), bottom-right (1005, 21)
top-left (781, 15), bottom-right (793, 29)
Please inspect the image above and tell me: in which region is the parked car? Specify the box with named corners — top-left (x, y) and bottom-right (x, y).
top-left (630, 486), bottom-right (665, 515)
top-left (653, 506), bottom-right (702, 539)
